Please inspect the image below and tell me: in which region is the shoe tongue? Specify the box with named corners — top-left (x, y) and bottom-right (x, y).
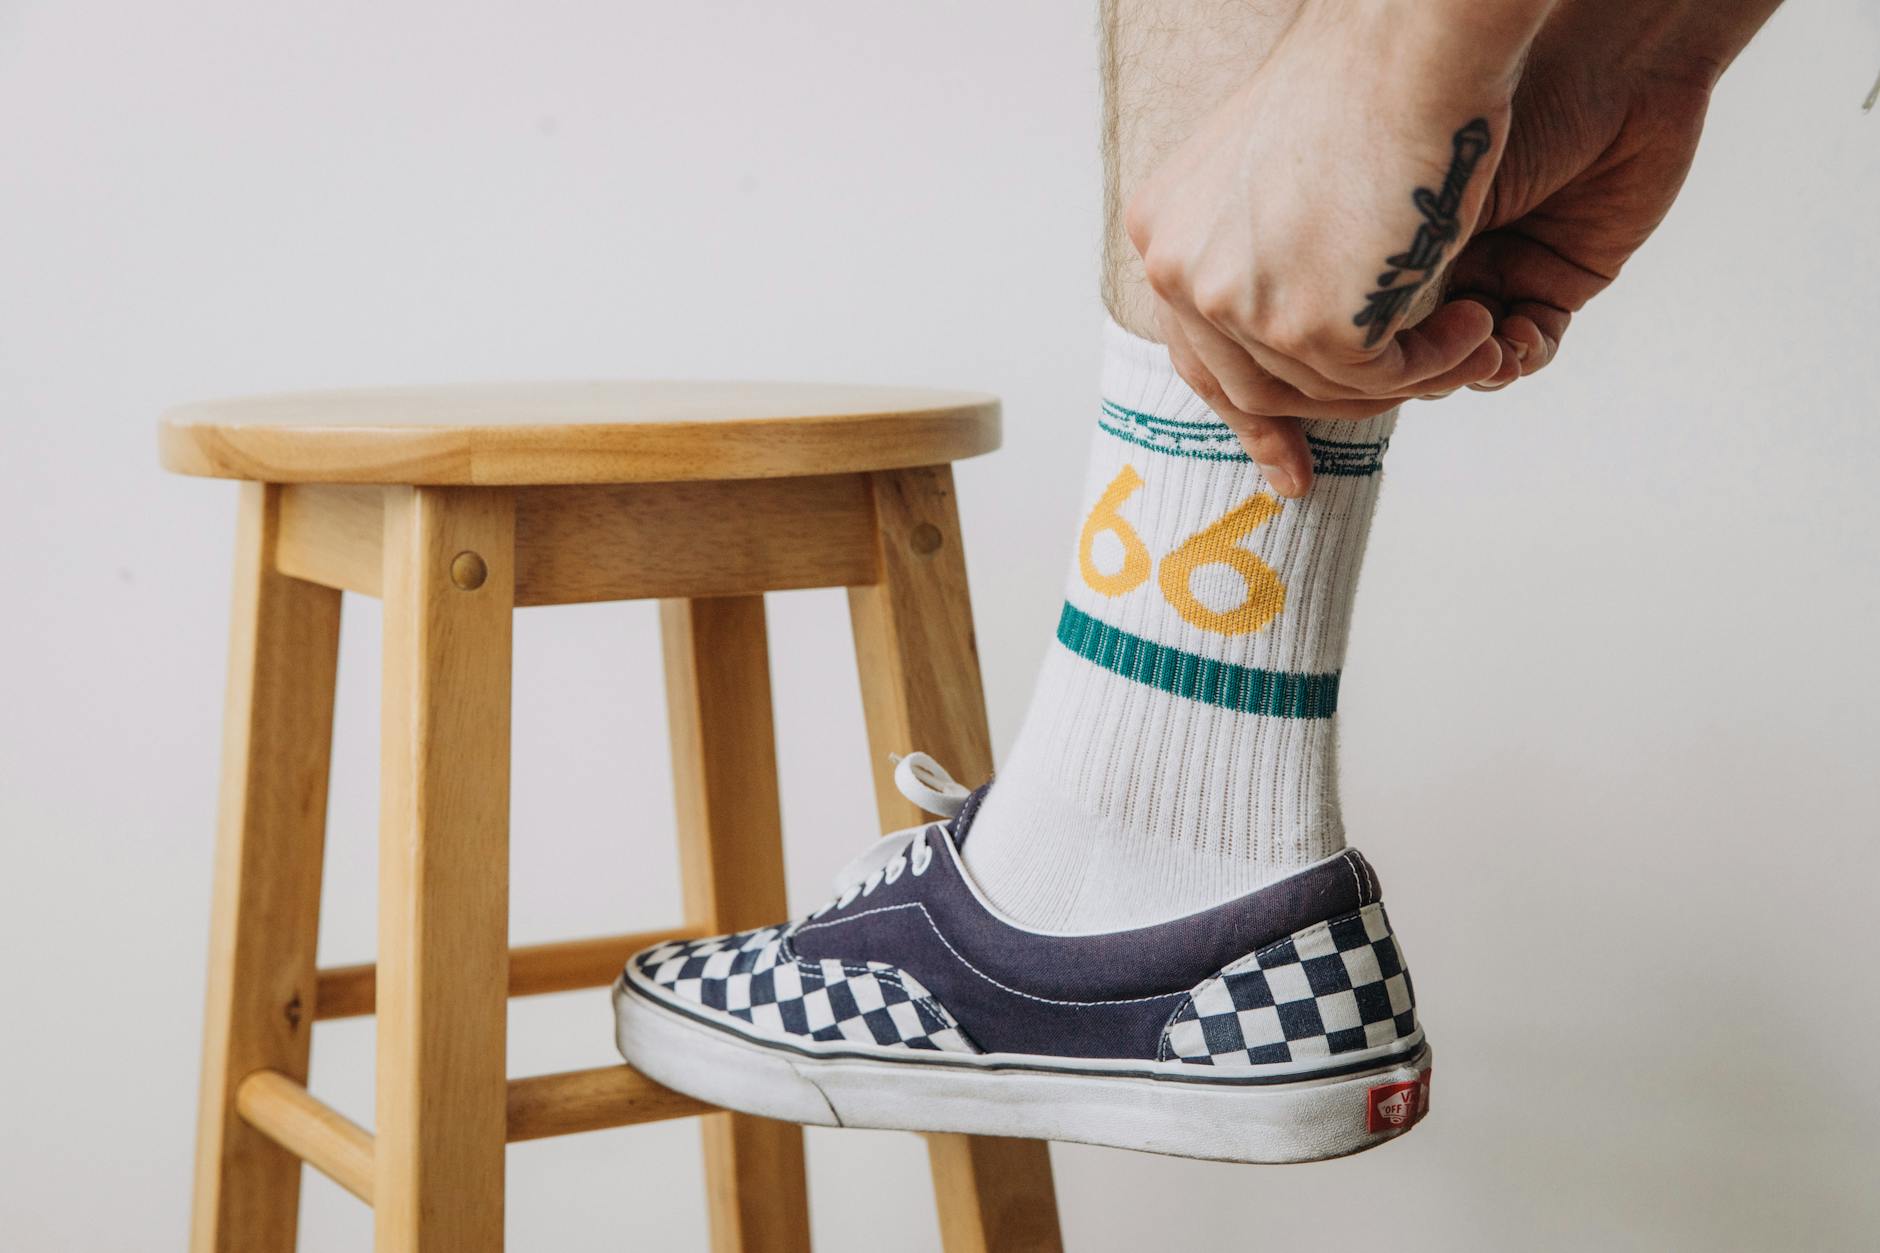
top-left (945, 782), bottom-right (994, 848)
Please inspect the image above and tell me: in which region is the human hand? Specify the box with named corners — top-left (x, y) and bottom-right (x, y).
top-left (1126, 0), bottom-right (1773, 496)
top-left (1125, 0), bottom-right (1541, 493)
top-left (1443, 0), bottom-right (1733, 386)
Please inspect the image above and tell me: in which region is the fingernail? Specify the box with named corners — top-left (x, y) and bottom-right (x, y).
top-left (1259, 464), bottom-right (1299, 496)
top-left (1505, 336), bottom-right (1529, 363)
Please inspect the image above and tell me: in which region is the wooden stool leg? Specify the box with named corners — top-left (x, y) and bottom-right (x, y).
top-left (847, 466), bottom-right (1064, 1253)
top-left (376, 487), bottom-right (515, 1253)
top-left (192, 483), bottom-right (342, 1253)
top-left (661, 596), bottom-right (813, 1253)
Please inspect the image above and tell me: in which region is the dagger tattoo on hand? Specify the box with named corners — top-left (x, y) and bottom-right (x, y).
top-left (1352, 118), bottom-right (1493, 348)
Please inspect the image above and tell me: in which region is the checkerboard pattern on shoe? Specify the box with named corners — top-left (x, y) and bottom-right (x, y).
top-left (637, 925), bottom-right (979, 1054)
top-left (1161, 903), bottom-right (1416, 1066)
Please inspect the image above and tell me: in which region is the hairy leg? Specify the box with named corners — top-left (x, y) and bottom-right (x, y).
top-left (956, 1), bottom-right (1405, 929)
top-left (1101, 0), bottom-right (1306, 339)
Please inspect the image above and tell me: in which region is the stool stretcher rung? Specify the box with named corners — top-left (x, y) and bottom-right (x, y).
top-left (314, 926), bottom-right (698, 1020)
top-left (236, 1070), bottom-right (375, 1204)
top-left (506, 1065), bottom-right (716, 1142)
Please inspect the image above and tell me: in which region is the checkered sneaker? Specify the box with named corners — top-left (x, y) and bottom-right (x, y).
top-left (1161, 903), bottom-right (1417, 1067)
top-left (636, 925), bottom-right (979, 1054)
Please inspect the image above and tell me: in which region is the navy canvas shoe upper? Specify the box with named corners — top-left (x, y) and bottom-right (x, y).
top-left (628, 760), bottom-right (1419, 1073)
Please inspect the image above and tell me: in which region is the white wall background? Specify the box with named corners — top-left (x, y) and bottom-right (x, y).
top-left (3, 2), bottom-right (1877, 1249)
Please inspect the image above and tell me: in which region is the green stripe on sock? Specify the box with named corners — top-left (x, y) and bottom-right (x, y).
top-left (1099, 401), bottom-right (1387, 475)
top-left (1095, 417), bottom-right (1252, 462)
top-left (1099, 401), bottom-right (1235, 433)
top-left (1055, 602), bottom-right (1340, 718)
top-left (1097, 401), bottom-right (1247, 462)
top-left (1303, 432), bottom-right (1389, 477)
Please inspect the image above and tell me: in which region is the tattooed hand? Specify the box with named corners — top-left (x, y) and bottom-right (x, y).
top-left (1122, 0), bottom-right (1781, 496)
top-left (1124, 0), bottom-right (1537, 492)
top-left (1442, 3), bottom-right (1740, 382)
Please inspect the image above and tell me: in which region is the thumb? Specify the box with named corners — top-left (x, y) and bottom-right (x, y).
top-left (1223, 411), bottom-right (1312, 499)
top-left (1444, 228), bottom-right (1606, 375)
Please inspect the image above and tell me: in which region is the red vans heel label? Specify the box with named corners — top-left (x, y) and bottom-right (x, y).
top-left (1367, 1068), bottom-right (1431, 1132)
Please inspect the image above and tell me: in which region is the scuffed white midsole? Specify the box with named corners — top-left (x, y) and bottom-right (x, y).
top-left (613, 971), bottom-right (1432, 1165)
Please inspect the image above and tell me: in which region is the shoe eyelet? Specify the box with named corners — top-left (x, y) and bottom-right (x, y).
top-left (836, 884), bottom-right (862, 909)
top-left (861, 868), bottom-right (885, 897)
top-left (883, 855), bottom-right (906, 884)
top-left (910, 838), bottom-right (933, 877)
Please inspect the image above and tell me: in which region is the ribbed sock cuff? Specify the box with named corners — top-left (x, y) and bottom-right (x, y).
top-left (1100, 318), bottom-right (1221, 424)
top-left (1100, 317), bottom-right (1398, 449)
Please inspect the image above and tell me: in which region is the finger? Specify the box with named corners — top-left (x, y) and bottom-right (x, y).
top-left (1445, 229), bottom-right (1600, 377)
top-left (1468, 332), bottom-right (1525, 392)
top-left (1226, 410), bottom-right (1312, 499)
top-left (1447, 294), bottom-right (1558, 386)
top-left (1156, 307), bottom-right (1313, 497)
top-left (1160, 274), bottom-right (1396, 405)
top-left (1168, 303), bottom-right (1279, 413)
top-left (1156, 302), bottom-right (1228, 411)
top-left (1163, 302), bottom-right (1397, 421)
top-left (1238, 298), bottom-right (1502, 401)
top-left (1345, 297), bottom-right (1504, 391)
top-left (1494, 314), bottom-right (1545, 376)
top-left (1177, 304), bottom-right (1404, 416)
top-left (1504, 303), bottom-right (1571, 374)
top-left (1243, 330), bottom-right (1503, 403)
top-left (1408, 335), bottom-right (1505, 395)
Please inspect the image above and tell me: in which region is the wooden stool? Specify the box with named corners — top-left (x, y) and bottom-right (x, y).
top-left (160, 382), bottom-right (1064, 1253)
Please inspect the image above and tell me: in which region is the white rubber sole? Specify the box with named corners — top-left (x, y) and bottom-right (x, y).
top-left (613, 972), bottom-right (1432, 1164)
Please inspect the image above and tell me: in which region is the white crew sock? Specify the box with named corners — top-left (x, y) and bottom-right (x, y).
top-left (961, 320), bottom-right (1397, 931)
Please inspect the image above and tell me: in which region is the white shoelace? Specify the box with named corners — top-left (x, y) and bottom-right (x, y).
top-left (809, 753), bottom-right (970, 920)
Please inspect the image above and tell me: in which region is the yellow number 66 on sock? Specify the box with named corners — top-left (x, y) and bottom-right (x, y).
top-left (1077, 465), bottom-right (1287, 636)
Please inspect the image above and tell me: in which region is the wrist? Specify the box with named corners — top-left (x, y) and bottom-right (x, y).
top-left (1535, 0), bottom-right (1785, 89)
top-left (1669, 0), bottom-right (1785, 82)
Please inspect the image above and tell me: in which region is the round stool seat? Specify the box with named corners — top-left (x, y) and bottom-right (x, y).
top-left (158, 381), bottom-right (1000, 485)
